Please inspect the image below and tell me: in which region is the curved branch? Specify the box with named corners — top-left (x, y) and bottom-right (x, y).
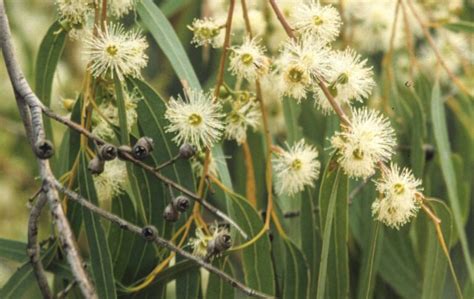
top-left (27, 191), bottom-right (53, 299)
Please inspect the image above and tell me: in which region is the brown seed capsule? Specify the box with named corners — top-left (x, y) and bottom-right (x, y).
top-left (179, 143), bottom-right (196, 160)
top-left (88, 156), bottom-right (105, 175)
top-left (98, 143), bottom-right (117, 161)
top-left (172, 195), bottom-right (191, 212)
top-left (34, 139), bottom-right (55, 160)
top-left (142, 225), bottom-right (158, 241)
top-left (207, 233), bottom-right (232, 256)
top-left (163, 204), bottom-right (180, 222)
top-left (132, 137), bottom-right (154, 160)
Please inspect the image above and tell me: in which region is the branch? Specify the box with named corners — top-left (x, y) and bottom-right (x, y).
top-left (0, 2), bottom-right (97, 298)
top-left (27, 191), bottom-right (53, 299)
top-left (53, 180), bottom-right (274, 299)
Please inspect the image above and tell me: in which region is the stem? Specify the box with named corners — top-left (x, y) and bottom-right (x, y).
top-left (214, 0), bottom-right (236, 99)
top-left (54, 180), bottom-right (273, 299)
top-left (243, 0), bottom-right (275, 232)
top-left (27, 191), bottom-right (53, 299)
top-left (268, 0), bottom-right (294, 39)
top-left (242, 140), bottom-right (257, 207)
top-left (421, 202), bottom-right (463, 299)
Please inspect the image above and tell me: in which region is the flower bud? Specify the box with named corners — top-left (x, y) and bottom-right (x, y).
top-left (179, 143), bottom-right (196, 160)
top-left (207, 233), bottom-right (232, 256)
top-left (98, 144), bottom-right (117, 161)
top-left (132, 137), bottom-right (154, 160)
top-left (142, 225), bottom-right (158, 241)
top-left (163, 204), bottom-right (180, 222)
top-left (172, 195), bottom-right (191, 212)
top-left (88, 156), bottom-right (105, 175)
top-left (34, 139), bottom-right (55, 160)
top-left (62, 98), bottom-right (76, 111)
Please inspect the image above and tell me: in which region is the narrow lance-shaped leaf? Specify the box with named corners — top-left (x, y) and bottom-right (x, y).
top-left (137, 0), bottom-right (200, 90)
top-left (421, 199), bottom-right (452, 299)
top-left (34, 21), bottom-right (67, 168)
top-left (78, 152), bottom-right (117, 299)
top-left (431, 81), bottom-right (474, 281)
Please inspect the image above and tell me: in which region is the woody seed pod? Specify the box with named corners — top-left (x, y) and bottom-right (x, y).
top-left (98, 143), bottom-right (117, 161)
top-left (142, 225), bottom-right (158, 241)
top-left (163, 204), bottom-right (180, 222)
top-left (88, 156), bottom-right (105, 175)
top-left (179, 143), bottom-right (196, 160)
top-left (207, 233), bottom-right (232, 256)
top-left (34, 139), bottom-right (55, 160)
top-left (132, 137), bottom-right (154, 160)
top-left (172, 195), bottom-right (191, 212)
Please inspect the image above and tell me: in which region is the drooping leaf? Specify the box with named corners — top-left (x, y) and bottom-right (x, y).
top-left (282, 239), bottom-right (310, 299)
top-left (78, 152), bottom-right (117, 299)
top-left (107, 192), bottom-right (137, 281)
top-left (317, 160), bottom-right (347, 299)
top-left (205, 258), bottom-right (234, 299)
top-left (431, 81), bottom-right (474, 281)
top-left (0, 238), bottom-right (28, 262)
top-left (0, 245), bottom-right (56, 299)
top-left (421, 199), bottom-right (453, 299)
top-left (444, 21), bottom-right (474, 33)
top-left (34, 21), bottom-right (67, 168)
top-left (137, 0), bottom-right (200, 90)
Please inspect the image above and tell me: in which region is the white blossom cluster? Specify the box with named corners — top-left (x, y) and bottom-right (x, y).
top-left (180, 0), bottom-right (431, 230)
top-left (54, 0), bottom-right (146, 202)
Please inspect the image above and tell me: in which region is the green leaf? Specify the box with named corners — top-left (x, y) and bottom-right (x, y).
top-left (282, 239), bottom-right (310, 299)
top-left (317, 161), bottom-right (346, 299)
top-left (0, 238), bottom-right (27, 262)
top-left (408, 92), bottom-right (427, 178)
top-left (34, 21), bottom-right (67, 167)
top-left (356, 222), bottom-right (383, 299)
top-left (114, 76), bottom-right (130, 144)
top-left (160, 0), bottom-right (191, 16)
top-left (282, 97), bottom-right (303, 145)
top-left (421, 199), bottom-right (452, 299)
top-left (107, 192), bottom-right (137, 281)
top-left (205, 258), bottom-right (234, 299)
top-left (0, 245), bottom-right (56, 299)
top-left (444, 21), bottom-right (474, 33)
top-left (176, 255), bottom-right (201, 299)
top-left (62, 97), bottom-right (83, 237)
top-left (378, 227), bottom-right (422, 298)
top-left (431, 81), bottom-right (474, 281)
top-left (78, 152), bottom-right (117, 299)
top-left (137, 0), bottom-right (200, 90)
top-left (229, 196), bottom-right (276, 295)
top-left (300, 189), bottom-right (320, 298)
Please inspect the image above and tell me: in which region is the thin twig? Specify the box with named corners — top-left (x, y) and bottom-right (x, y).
top-left (54, 180), bottom-right (273, 299)
top-left (27, 191), bottom-right (53, 299)
top-left (120, 151), bottom-right (248, 239)
top-left (214, 0), bottom-right (236, 99)
top-left (268, 0), bottom-right (294, 38)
